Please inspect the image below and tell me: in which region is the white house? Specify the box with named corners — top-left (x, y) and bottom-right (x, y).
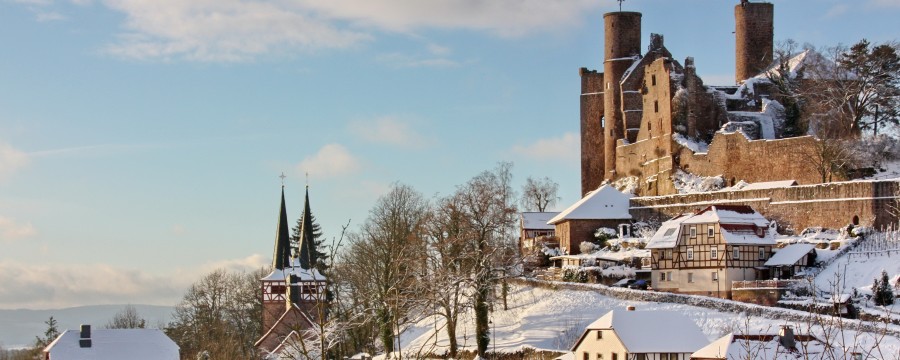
top-left (44, 325), bottom-right (179, 360)
top-left (570, 308), bottom-right (708, 360)
top-left (691, 326), bottom-right (851, 360)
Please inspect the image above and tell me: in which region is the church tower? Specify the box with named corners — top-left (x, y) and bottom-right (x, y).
top-left (260, 186), bottom-right (292, 335)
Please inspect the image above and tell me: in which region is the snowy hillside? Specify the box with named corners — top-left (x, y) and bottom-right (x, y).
top-left (397, 282), bottom-right (900, 357)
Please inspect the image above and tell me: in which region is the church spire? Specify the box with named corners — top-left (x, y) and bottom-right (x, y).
top-left (296, 185), bottom-right (317, 270)
top-left (272, 185), bottom-right (292, 270)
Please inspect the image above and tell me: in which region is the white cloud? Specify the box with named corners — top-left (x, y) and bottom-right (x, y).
top-left (511, 132), bottom-right (579, 165)
top-left (347, 116), bottom-right (429, 147)
top-left (299, 0), bottom-right (599, 37)
top-left (0, 216), bottom-right (37, 242)
top-left (0, 254), bottom-right (268, 309)
top-left (0, 142), bottom-right (29, 180)
top-left (870, 0), bottom-right (900, 8)
top-left (35, 10), bottom-right (65, 21)
top-left (101, 0), bottom-right (371, 62)
top-left (822, 4), bottom-right (849, 19)
top-left (296, 143), bottom-right (361, 179)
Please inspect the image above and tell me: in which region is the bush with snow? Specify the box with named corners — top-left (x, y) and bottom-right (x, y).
top-left (672, 169), bottom-right (725, 194)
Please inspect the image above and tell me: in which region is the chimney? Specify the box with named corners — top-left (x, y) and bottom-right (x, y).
top-left (626, 305), bottom-right (636, 311)
top-left (79, 324), bottom-right (92, 348)
top-left (778, 325), bottom-right (795, 349)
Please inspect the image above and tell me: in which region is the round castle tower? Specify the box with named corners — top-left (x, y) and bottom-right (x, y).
top-left (735, 0), bottom-right (774, 83)
top-left (603, 11), bottom-right (641, 180)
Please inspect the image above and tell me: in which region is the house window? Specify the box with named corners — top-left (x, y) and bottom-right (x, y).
top-left (597, 354), bottom-right (603, 360)
top-left (660, 272), bottom-right (666, 281)
top-left (708, 227), bottom-right (714, 237)
top-left (688, 273), bottom-right (694, 283)
top-left (733, 247), bottom-right (740, 260)
top-left (666, 272), bottom-right (672, 281)
top-left (665, 249), bottom-right (672, 260)
top-left (597, 330), bottom-right (602, 340)
top-left (661, 354), bottom-right (669, 360)
top-left (712, 272), bottom-right (719, 281)
top-left (611, 353), bottom-right (618, 360)
top-left (690, 227), bottom-right (696, 237)
top-left (583, 352), bottom-right (589, 360)
top-left (635, 354), bottom-right (647, 360)
top-left (686, 248), bottom-right (694, 260)
top-left (711, 248), bottom-right (718, 259)
top-left (757, 227), bottom-right (764, 236)
top-left (758, 247), bottom-right (766, 260)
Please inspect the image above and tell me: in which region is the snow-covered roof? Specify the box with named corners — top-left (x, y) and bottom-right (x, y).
top-left (691, 332), bottom-right (732, 359)
top-left (574, 310), bottom-right (708, 354)
top-left (261, 261), bottom-right (326, 282)
top-left (521, 212), bottom-right (559, 230)
top-left (647, 206), bottom-right (774, 248)
top-left (720, 227), bottom-right (776, 245)
top-left (683, 206), bottom-right (769, 227)
top-left (548, 185), bottom-right (632, 225)
top-left (765, 243), bottom-right (816, 266)
top-left (693, 332), bottom-right (839, 360)
top-left (739, 180), bottom-right (798, 191)
top-left (44, 329), bottom-right (179, 360)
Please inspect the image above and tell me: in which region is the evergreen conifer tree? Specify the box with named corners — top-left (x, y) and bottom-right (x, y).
top-left (291, 213), bottom-right (329, 270)
top-left (876, 270), bottom-right (895, 306)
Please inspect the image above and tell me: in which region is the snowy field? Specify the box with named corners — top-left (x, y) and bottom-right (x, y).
top-left (397, 283), bottom-right (900, 358)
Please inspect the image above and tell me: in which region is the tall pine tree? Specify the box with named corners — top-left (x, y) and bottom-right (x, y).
top-left (291, 186), bottom-right (329, 272)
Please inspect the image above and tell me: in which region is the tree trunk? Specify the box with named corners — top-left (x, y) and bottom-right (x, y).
top-left (378, 309), bottom-right (394, 357)
top-left (446, 313), bottom-right (458, 358)
top-left (475, 285), bottom-right (490, 357)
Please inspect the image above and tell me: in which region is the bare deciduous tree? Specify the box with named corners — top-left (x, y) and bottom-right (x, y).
top-left (520, 176), bottom-right (559, 212)
top-left (105, 305), bottom-right (146, 329)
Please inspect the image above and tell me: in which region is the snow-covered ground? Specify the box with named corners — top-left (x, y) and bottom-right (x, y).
top-left (397, 283), bottom-right (900, 358)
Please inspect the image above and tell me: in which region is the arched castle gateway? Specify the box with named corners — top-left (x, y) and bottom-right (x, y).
top-left (578, 1), bottom-right (899, 231)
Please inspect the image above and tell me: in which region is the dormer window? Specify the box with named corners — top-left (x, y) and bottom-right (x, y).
top-left (756, 227), bottom-right (764, 237)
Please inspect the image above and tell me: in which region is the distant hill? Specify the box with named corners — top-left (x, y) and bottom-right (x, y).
top-left (0, 304), bottom-right (174, 349)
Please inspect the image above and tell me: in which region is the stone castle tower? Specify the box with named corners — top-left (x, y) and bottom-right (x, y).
top-left (735, 0), bottom-right (774, 83)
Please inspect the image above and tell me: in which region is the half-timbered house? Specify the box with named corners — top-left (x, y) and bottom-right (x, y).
top-left (570, 307), bottom-right (709, 360)
top-left (520, 211), bottom-right (560, 253)
top-left (646, 205), bottom-right (775, 298)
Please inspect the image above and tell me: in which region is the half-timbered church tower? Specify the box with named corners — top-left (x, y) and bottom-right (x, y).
top-left (255, 184), bottom-right (328, 357)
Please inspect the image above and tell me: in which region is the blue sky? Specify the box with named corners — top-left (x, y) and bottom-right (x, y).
top-left (1, 0), bottom-right (898, 309)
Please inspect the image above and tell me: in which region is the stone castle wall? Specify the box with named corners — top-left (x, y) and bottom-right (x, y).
top-left (679, 133), bottom-right (824, 186)
top-left (631, 180), bottom-right (899, 232)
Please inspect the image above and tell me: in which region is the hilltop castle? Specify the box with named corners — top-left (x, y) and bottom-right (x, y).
top-left (577, 1), bottom-right (899, 231)
top-left (580, 1), bottom-right (825, 198)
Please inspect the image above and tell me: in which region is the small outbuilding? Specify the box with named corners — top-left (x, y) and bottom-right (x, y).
top-left (764, 243), bottom-right (817, 279)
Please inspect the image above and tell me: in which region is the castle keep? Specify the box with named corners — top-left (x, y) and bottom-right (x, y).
top-left (578, 1), bottom-right (899, 231)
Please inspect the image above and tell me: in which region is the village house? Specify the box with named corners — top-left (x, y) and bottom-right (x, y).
top-left (548, 185), bottom-right (632, 255)
top-left (43, 325), bottom-right (179, 360)
top-left (570, 307), bottom-right (708, 360)
top-left (691, 326), bottom-right (852, 360)
top-left (520, 211), bottom-right (560, 253)
top-left (646, 205), bottom-right (776, 298)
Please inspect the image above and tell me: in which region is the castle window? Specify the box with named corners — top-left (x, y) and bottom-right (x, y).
top-left (654, 101), bottom-right (659, 113)
top-left (651, 74), bottom-right (657, 86)
top-left (601, 116), bottom-right (606, 128)
top-left (648, 122), bottom-right (651, 131)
